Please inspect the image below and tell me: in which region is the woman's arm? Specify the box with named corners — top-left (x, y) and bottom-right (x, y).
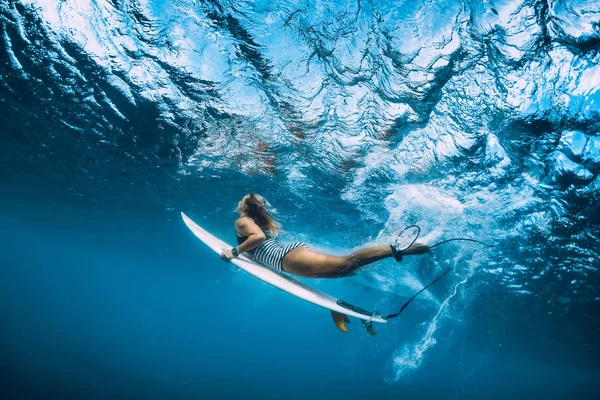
top-left (220, 217), bottom-right (266, 261)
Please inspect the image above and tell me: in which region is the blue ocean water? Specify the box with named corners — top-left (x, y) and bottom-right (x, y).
top-left (1, 0), bottom-right (599, 398)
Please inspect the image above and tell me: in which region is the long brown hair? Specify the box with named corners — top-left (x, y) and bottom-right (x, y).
top-left (244, 193), bottom-right (281, 236)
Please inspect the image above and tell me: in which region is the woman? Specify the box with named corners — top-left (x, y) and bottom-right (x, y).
top-left (220, 194), bottom-right (431, 278)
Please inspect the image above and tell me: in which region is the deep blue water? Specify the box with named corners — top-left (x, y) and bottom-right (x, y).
top-left (1, 0), bottom-right (599, 398)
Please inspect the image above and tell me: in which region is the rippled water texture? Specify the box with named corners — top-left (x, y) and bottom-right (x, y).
top-left (1, 0), bottom-right (599, 397)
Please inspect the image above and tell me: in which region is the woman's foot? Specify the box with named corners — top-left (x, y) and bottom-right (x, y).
top-left (403, 242), bottom-right (431, 255)
top-left (390, 242), bottom-right (431, 262)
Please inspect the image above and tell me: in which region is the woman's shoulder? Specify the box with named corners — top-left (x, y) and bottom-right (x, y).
top-left (235, 216), bottom-right (255, 227)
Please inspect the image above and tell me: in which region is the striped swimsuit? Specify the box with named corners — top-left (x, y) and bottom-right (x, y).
top-left (237, 231), bottom-right (308, 272)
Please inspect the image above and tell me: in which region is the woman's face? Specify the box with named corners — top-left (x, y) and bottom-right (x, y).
top-left (236, 196), bottom-right (248, 215)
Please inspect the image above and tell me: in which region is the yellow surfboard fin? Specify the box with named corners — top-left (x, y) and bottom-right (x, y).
top-left (331, 311), bottom-right (350, 332)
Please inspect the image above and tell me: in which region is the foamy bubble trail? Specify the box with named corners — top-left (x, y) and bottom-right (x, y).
top-left (386, 261), bottom-right (471, 381)
top-left (374, 184), bottom-right (494, 379)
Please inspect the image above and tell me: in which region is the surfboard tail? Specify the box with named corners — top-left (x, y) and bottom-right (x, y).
top-left (331, 311), bottom-right (378, 335)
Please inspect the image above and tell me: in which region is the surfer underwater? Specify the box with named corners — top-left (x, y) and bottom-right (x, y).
top-left (211, 193), bottom-right (491, 333)
top-left (220, 193), bottom-right (431, 278)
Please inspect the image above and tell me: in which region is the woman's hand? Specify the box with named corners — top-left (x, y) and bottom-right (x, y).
top-left (220, 249), bottom-right (235, 262)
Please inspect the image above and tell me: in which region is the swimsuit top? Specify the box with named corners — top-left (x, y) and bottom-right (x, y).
top-left (236, 229), bottom-right (273, 255)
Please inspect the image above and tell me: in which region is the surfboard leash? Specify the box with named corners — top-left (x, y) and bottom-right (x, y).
top-left (362, 226), bottom-right (495, 334)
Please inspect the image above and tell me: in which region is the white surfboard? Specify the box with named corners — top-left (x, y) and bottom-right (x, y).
top-left (182, 212), bottom-right (386, 324)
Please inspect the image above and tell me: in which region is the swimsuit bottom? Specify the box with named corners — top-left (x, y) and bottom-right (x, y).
top-left (250, 238), bottom-right (308, 271)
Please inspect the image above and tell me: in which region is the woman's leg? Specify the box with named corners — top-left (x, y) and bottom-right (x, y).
top-left (282, 243), bottom-right (429, 278)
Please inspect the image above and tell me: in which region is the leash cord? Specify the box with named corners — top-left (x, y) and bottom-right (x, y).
top-left (383, 226), bottom-right (494, 321)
